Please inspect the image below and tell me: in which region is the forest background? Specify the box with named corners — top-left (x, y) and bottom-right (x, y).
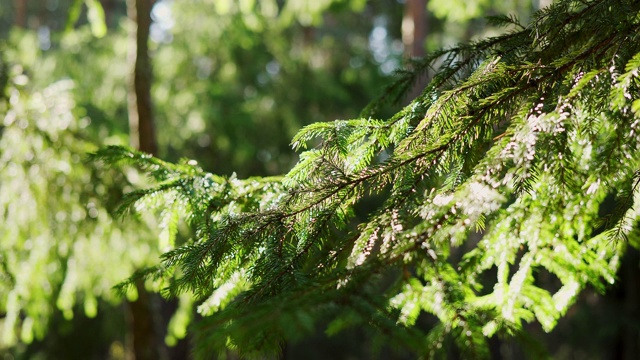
top-left (0, 0), bottom-right (638, 359)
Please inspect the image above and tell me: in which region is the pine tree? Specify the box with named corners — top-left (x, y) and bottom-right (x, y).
top-left (94, 0), bottom-right (640, 357)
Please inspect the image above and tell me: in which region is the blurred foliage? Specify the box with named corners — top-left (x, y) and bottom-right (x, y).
top-left (1, 0), bottom-right (533, 178)
top-left (152, 0), bottom-right (395, 176)
top-left (428, 0), bottom-right (535, 23)
top-left (0, 63), bottom-right (158, 351)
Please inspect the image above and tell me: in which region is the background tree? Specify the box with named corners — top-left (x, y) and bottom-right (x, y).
top-left (125, 0), bottom-right (166, 358)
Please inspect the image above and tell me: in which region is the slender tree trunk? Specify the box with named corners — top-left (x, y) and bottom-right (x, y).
top-left (402, 0), bottom-right (427, 58)
top-left (125, 1), bottom-right (162, 359)
top-left (15, 0), bottom-right (27, 28)
top-left (402, 0), bottom-right (428, 102)
top-left (37, 0), bottom-right (46, 29)
top-left (126, 280), bottom-right (161, 360)
top-left (127, 0), bottom-right (157, 155)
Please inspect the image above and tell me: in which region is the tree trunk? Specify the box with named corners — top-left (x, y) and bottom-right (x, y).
top-left (14, 0), bottom-right (27, 28)
top-left (402, 0), bottom-right (428, 102)
top-left (402, 0), bottom-right (427, 58)
top-left (125, 1), bottom-right (162, 359)
top-left (126, 280), bottom-right (163, 360)
top-left (127, 0), bottom-right (157, 156)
